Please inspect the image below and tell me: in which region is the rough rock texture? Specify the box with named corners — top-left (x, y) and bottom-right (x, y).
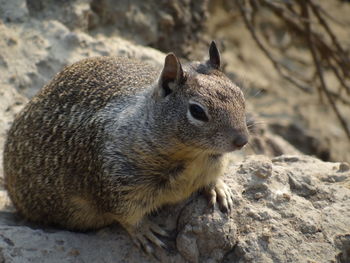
top-left (24, 0), bottom-right (209, 57)
top-left (1, 155), bottom-right (349, 262)
top-left (245, 113), bottom-right (302, 158)
top-left (225, 155), bottom-right (350, 263)
top-left (270, 122), bottom-right (331, 161)
top-left (0, 16), bottom-right (164, 99)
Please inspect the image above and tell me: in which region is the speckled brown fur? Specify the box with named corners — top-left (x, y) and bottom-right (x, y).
top-left (3, 42), bottom-right (248, 252)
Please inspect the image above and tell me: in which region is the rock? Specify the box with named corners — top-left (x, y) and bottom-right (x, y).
top-left (238, 155), bottom-right (272, 179)
top-left (24, 0), bottom-right (210, 57)
top-left (244, 113), bottom-right (302, 158)
top-left (338, 162), bottom-right (350, 172)
top-left (90, 0), bottom-right (210, 57)
top-left (177, 197), bottom-right (237, 263)
top-left (223, 155), bottom-right (350, 263)
top-left (26, 0), bottom-right (93, 31)
top-left (270, 122), bottom-right (332, 161)
top-left (0, 18), bottom-right (164, 99)
top-left (0, 0), bottom-right (29, 22)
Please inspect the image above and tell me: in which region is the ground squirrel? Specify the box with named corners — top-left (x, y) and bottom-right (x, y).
top-left (3, 42), bottom-right (248, 253)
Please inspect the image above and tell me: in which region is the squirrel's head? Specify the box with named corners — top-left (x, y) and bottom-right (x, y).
top-left (152, 41), bottom-right (249, 154)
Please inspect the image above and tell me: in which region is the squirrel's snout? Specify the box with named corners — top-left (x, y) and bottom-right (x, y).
top-left (233, 134), bottom-right (248, 149)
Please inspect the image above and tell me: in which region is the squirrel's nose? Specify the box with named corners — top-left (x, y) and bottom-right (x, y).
top-left (233, 135), bottom-right (248, 149)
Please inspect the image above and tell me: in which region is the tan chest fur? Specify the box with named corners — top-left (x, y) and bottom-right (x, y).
top-left (114, 154), bottom-right (228, 227)
top-left (159, 153), bottom-right (228, 206)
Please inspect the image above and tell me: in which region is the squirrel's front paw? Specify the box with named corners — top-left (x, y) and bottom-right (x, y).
top-left (125, 218), bottom-right (168, 255)
top-left (203, 179), bottom-right (234, 213)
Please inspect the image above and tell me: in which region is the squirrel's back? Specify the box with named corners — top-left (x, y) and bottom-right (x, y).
top-left (37, 56), bottom-right (157, 110)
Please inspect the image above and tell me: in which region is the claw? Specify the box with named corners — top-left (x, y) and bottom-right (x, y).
top-left (205, 188), bottom-right (217, 208)
top-left (203, 179), bottom-right (234, 214)
top-left (149, 221), bottom-right (169, 237)
top-left (124, 217), bottom-right (168, 255)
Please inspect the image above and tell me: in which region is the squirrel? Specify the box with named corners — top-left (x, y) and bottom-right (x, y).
top-left (3, 41), bottom-right (248, 254)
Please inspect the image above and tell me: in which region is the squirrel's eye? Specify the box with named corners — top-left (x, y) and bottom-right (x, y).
top-left (189, 104), bottom-right (209, 122)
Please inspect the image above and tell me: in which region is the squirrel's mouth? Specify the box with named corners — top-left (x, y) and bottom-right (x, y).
top-left (217, 133), bottom-right (249, 153)
top-left (223, 145), bottom-right (246, 153)
top-left (215, 140), bottom-right (248, 154)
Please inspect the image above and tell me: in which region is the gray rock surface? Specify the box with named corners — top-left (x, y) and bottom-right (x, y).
top-left (0, 15), bottom-right (164, 98)
top-left (24, 0), bottom-right (209, 57)
top-left (224, 155), bottom-right (350, 263)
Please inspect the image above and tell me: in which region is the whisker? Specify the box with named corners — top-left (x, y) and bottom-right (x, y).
top-left (251, 89), bottom-right (264, 98)
top-left (247, 120), bottom-right (270, 126)
top-left (246, 141), bottom-right (258, 154)
top-left (247, 123), bottom-right (266, 128)
top-left (247, 122), bottom-right (266, 129)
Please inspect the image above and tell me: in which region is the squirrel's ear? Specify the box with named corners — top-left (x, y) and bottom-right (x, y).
top-left (155, 53), bottom-right (184, 98)
top-left (208, 41), bottom-right (220, 70)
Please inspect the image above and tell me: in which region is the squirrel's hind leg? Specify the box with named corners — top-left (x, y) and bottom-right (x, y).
top-left (123, 217), bottom-right (168, 254)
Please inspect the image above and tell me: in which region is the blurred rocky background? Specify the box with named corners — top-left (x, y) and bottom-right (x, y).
top-left (0, 0), bottom-right (349, 262)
